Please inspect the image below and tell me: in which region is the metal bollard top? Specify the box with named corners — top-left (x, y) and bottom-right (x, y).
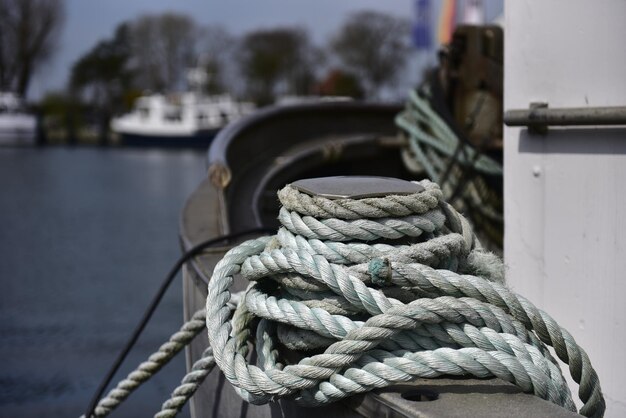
top-left (291, 176), bottom-right (424, 200)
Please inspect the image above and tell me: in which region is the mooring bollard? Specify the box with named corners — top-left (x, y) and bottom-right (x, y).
top-left (180, 175), bottom-right (585, 418)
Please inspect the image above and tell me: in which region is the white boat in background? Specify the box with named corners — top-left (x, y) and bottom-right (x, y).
top-left (0, 92), bottom-right (37, 146)
top-left (276, 95), bottom-right (352, 106)
top-left (111, 69), bottom-right (255, 148)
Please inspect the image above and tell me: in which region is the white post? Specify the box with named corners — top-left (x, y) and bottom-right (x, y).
top-left (504, 1), bottom-right (626, 416)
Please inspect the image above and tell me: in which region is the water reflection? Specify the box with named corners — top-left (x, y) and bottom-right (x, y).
top-left (0, 147), bottom-right (204, 417)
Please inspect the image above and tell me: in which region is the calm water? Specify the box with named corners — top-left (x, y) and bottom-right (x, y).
top-left (0, 147), bottom-right (207, 417)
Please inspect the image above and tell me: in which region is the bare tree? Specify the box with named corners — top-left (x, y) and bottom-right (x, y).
top-left (70, 23), bottom-right (134, 106)
top-left (0, 0), bottom-right (65, 97)
top-left (331, 11), bottom-right (410, 98)
top-left (128, 13), bottom-right (198, 92)
top-left (197, 25), bottom-right (236, 94)
top-left (238, 27), bottom-right (320, 105)
top-left (68, 23), bottom-right (135, 144)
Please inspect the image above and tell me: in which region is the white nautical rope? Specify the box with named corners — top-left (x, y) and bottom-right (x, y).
top-left (87, 179), bottom-right (605, 418)
top-left (87, 310), bottom-right (207, 417)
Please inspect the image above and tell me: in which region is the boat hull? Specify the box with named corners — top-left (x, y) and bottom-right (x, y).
top-left (117, 129), bottom-right (219, 149)
top-left (0, 118), bottom-right (37, 146)
top-left (0, 130), bottom-right (37, 146)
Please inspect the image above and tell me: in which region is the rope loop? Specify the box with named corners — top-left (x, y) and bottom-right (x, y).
top-left (202, 179), bottom-right (604, 417)
top-left (90, 179), bottom-right (605, 418)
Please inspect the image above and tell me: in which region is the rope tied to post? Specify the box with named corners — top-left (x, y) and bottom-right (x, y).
top-left (204, 179), bottom-right (603, 415)
top-left (89, 179), bottom-right (605, 418)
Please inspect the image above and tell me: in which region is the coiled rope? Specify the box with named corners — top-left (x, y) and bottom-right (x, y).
top-left (396, 89), bottom-right (504, 248)
top-left (88, 179), bottom-right (605, 418)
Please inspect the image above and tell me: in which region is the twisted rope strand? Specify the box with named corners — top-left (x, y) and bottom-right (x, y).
top-left (277, 179), bottom-right (443, 220)
top-left (89, 309), bottom-right (206, 417)
top-left (155, 346), bottom-right (216, 418)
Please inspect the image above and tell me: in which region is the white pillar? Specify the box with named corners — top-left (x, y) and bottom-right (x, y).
top-left (504, 1), bottom-right (626, 416)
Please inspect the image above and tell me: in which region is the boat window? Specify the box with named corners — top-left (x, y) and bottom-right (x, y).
top-left (165, 108), bottom-right (182, 122)
top-left (138, 107), bottom-right (150, 118)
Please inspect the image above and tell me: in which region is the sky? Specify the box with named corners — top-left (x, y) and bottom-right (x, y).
top-left (29, 0), bottom-right (503, 100)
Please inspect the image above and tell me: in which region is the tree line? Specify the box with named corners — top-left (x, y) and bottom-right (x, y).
top-left (0, 2), bottom-right (413, 106)
top-left (1, 1), bottom-right (414, 144)
top-left (0, 0), bottom-right (65, 96)
top-left (69, 10), bottom-right (412, 112)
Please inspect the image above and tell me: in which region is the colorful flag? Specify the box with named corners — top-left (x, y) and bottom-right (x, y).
top-left (412, 0), bottom-right (432, 49)
top-left (438, 0), bottom-right (457, 44)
